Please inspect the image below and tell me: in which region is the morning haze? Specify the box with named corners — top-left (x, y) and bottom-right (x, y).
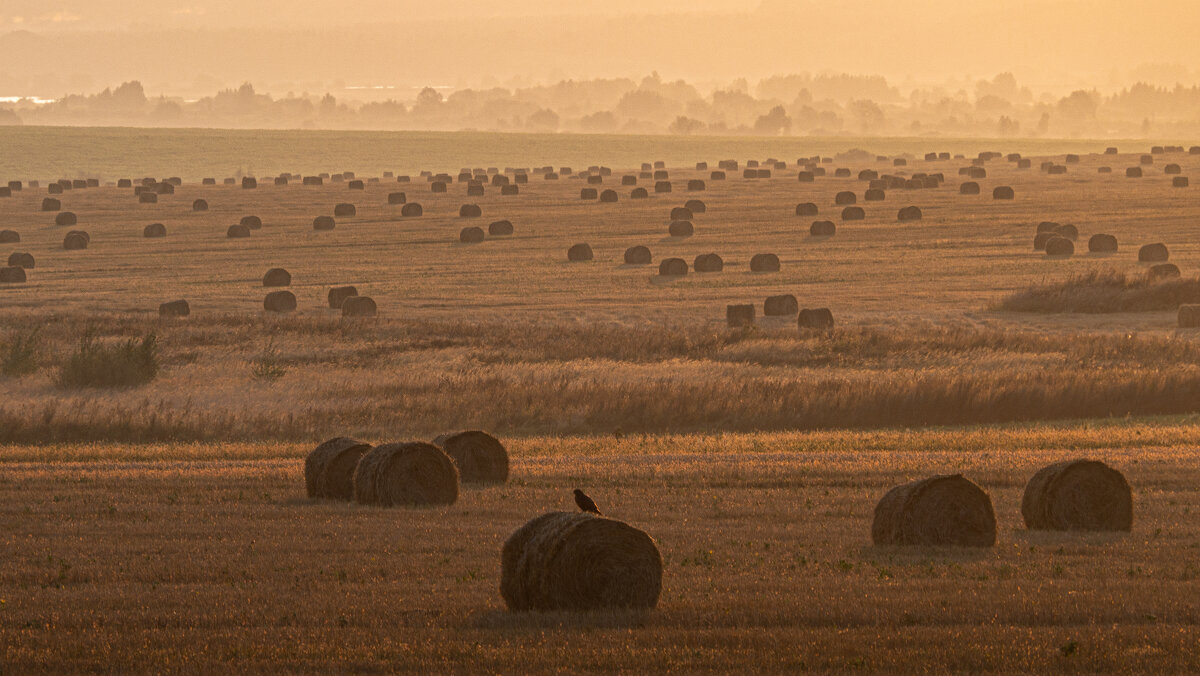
top-left (2, 1), bottom-right (1199, 673)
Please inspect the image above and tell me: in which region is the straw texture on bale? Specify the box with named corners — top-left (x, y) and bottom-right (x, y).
top-left (750, 253), bottom-right (780, 272)
top-left (264, 290), bottom-right (297, 313)
top-left (352, 442), bottom-right (458, 507)
top-left (1126, 167), bottom-right (1142, 178)
top-left (841, 206), bottom-right (865, 221)
top-left (334, 203), bottom-right (356, 217)
top-left (388, 192), bottom-right (407, 204)
top-left (192, 199), bottom-right (208, 211)
top-left (1053, 224), bottom-right (1078, 240)
top-left (687, 180), bottom-right (706, 191)
top-left (764, 294), bottom-right (799, 316)
top-left (1173, 177), bottom-right (1189, 187)
top-left (897, 206), bottom-right (922, 222)
top-left (835, 191), bottom-right (856, 205)
top-left (631, 187), bottom-right (649, 198)
top-left (1149, 263), bottom-right (1180, 280)
top-left (654, 181), bottom-right (672, 193)
top-left (159, 300), bottom-right (190, 317)
top-left (42, 198), bottom-right (61, 211)
top-left (1021, 460), bottom-right (1132, 531)
top-left (865, 188), bottom-right (885, 201)
top-left (436, 430), bottom-right (509, 483)
top-left (143, 223), bottom-right (166, 238)
top-left (670, 207), bottom-right (693, 221)
top-left (240, 216), bottom-right (262, 230)
top-left (500, 512), bottom-right (663, 612)
top-left (342, 296), bottom-right (377, 317)
top-left (624, 245), bottom-right (652, 265)
top-left (727, 304), bottom-right (755, 327)
top-left (798, 308), bottom-right (834, 329)
top-left (600, 189), bottom-right (618, 202)
top-left (63, 232), bottom-right (89, 250)
top-left (810, 220), bottom-right (836, 236)
top-left (460, 204), bottom-right (482, 218)
top-left (872, 474), bottom-right (997, 546)
top-left (328, 286), bottom-right (358, 308)
top-left (684, 199), bottom-right (706, 214)
top-left (658, 258), bottom-right (687, 276)
top-left (568, 243), bottom-right (593, 261)
top-left (305, 437), bottom-right (372, 500)
top-left (139, 192), bottom-right (158, 204)
top-left (1138, 243), bottom-right (1169, 262)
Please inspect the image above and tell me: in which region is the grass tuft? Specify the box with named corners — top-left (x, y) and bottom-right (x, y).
top-left (999, 269), bottom-right (1200, 313)
top-left (56, 330), bottom-right (159, 389)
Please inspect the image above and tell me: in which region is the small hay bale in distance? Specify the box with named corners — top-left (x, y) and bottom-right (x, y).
top-left (143, 223), bottom-right (167, 238)
top-left (264, 290), bottom-right (297, 313)
top-left (342, 296), bottom-right (377, 317)
top-left (488, 220), bottom-right (514, 236)
top-left (749, 253), bottom-right (780, 272)
top-left (684, 199), bottom-right (706, 214)
top-left (567, 243), bottom-right (593, 261)
top-left (431, 181), bottom-right (448, 193)
top-left (388, 192), bottom-right (407, 204)
top-left (401, 203), bottom-right (423, 217)
top-left (139, 192), bottom-right (158, 204)
top-left (693, 253), bottom-right (723, 272)
top-left (467, 182), bottom-right (485, 197)
top-left (1138, 243), bottom-right (1169, 262)
top-left (1126, 167), bottom-right (1142, 178)
top-left (312, 216), bottom-right (335, 231)
top-left (726, 304), bottom-right (755, 328)
top-left (621, 175), bottom-right (637, 186)
top-left (1179, 304), bottom-right (1200, 328)
top-left (797, 171), bottom-right (815, 183)
top-left (1021, 460), bottom-right (1132, 531)
top-left (579, 188), bottom-right (598, 200)
top-left (871, 474), bottom-right (997, 547)
top-left (1088, 234), bottom-right (1118, 253)
top-left (334, 203), bottom-right (356, 217)
top-left (764, 294), bottom-right (799, 316)
top-left (303, 176), bottom-right (323, 186)
top-left (1033, 232), bottom-right (1056, 251)
top-left (687, 179), bottom-right (705, 191)
top-left (796, 202), bottom-right (818, 216)
top-left (710, 171), bottom-right (726, 180)
top-left (305, 437), bottom-right (372, 500)
top-left (500, 511), bottom-right (662, 612)
top-left (1173, 177), bottom-right (1189, 187)
top-left (0, 266), bottom-right (26, 284)
top-left (227, 224), bottom-right (251, 238)
top-left (668, 220), bottom-right (694, 237)
top-left (328, 286), bottom-right (358, 308)
top-left (263, 268), bottom-right (291, 287)
top-left (631, 187), bottom-right (649, 199)
top-left (1053, 224), bottom-right (1078, 240)
top-left (624, 246), bottom-right (651, 265)
top-left (460, 226), bottom-right (485, 243)
top-left (352, 442), bottom-right (458, 507)
top-left (841, 206), bottom-right (865, 221)
top-left (48, 183), bottom-right (63, 195)
top-left (864, 188), bottom-right (885, 201)
top-left (658, 257), bottom-right (687, 276)
top-left (1140, 154), bottom-right (1154, 165)
top-left (242, 177), bottom-right (257, 189)
top-left (835, 191), bottom-right (856, 205)
top-left (435, 430), bottom-right (509, 483)
top-left (654, 181), bottom-right (672, 193)
top-left (959, 181), bottom-right (980, 195)
top-left (1165, 163), bottom-right (1182, 175)
top-left (274, 176), bottom-right (288, 186)
top-left (348, 179), bottom-right (364, 190)
top-left (7, 252), bottom-right (34, 268)
top-left (993, 186), bottom-right (1015, 199)
top-left (670, 207), bottom-right (693, 221)
top-left (459, 204), bottom-right (482, 218)
top-left (810, 220), bottom-right (836, 236)
top-left (240, 215), bottom-right (263, 230)
top-left (55, 212), bottom-right (77, 226)
top-left (63, 232), bottom-right (89, 250)
top-left (1044, 237), bottom-right (1074, 257)
top-left (599, 189), bottom-right (618, 203)
top-left (501, 184), bottom-right (519, 195)
top-left (0, 229), bottom-right (18, 243)
top-left (192, 199), bottom-right (208, 211)
top-left (42, 197), bottom-right (61, 211)
top-left (158, 300), bottom-right (190, 317)
top-left (798, 308), bottom-right (834, 329)
top-left (897, 206), bottom-right (922, 222)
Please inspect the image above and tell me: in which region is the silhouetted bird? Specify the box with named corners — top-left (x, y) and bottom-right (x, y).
top-left (574, 489), bottom-right (601, 515)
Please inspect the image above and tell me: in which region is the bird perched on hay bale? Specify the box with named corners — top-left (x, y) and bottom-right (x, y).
top-left (263, 268), bottom-right (291, 287)
top-left (0, 266), bottom-right (26, 284)
top-left (460, 226), bottom-right (485, 243)
top-left (750, 253), bottom-right (780, 272)
top-left (500, 511), bottom-right (662, 612)
top-left (726, 304), bottom-right (755, 327)
top-left (7, 252), bottom-right (33, 268)
top-left (312, 216), bottom-right (335, 231)
top-left (305, 437), bottom-right (372, 500)
top-left (1044, 237), bottom-right (1074, 257)
top-left (159, 300), bottom-right (190, 317)
top-left (334, 203), bottom-right (356, 217)
top-left (624, 246), bottom-right (651, 265)
top-left (434, 431), bottom-right (509, 483)
top-left (872, 474), bottom-right (997, 546)
top-left (798, 308), bottom-right (834, 329)
top-left (1138, 243), bottom-right (1169, 262)
top-left (342, 296), bottom-right (377, 317)
top-left (574, 489), bottom-right (601, 514)
top-left (1088, 234), bottom-right (1118, 253)
top-left (764, 294), bottom-right (798, 316)
top-left (227, 224), bottom-right (252, 238)
top-left (993, 186), bottom-right (1015, 199)
top-left (897, 206), bottom-right (922, 222)
top-left (353, 442), bottom-right (458, 506)
top-left (694, 253), bottom-right (723, 272)
top-left (668, 220), bottom-right (694, 237)
top-left (567, 243), bottom-right (593, 261)
top-left (658, 258), bottom-right (687, 276)
top-left (143, 223), bottom-right (167, 238)
top-left (264, 290), bottom-right (297, 313)
top-left (1022, 460), bottom-right (1132, 531)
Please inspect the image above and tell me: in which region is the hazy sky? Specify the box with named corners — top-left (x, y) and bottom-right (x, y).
top-left (2, 1), bottom-right (1199, 98)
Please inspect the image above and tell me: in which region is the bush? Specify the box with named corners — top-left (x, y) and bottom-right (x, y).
top-left (251, 340), bottom-right (287, 381)
top-left (58, 331), bottom-right (158, 388)
top-left (999, 269), bottom-right (1200, 313)
top-left (1, 328), bottom-right (40, 377)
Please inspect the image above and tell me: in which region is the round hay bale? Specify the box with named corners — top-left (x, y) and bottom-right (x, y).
top-left (312, 216), bottom-right (335, 231)
top-left (586, 175), bottom-right (603, 186)
top-left (959, 182), bottom-right (980, 195)
top-left (1165, 163), bottom-right (1182, 175)
top-left (726, 304), bottom-right (755, 327)
top-left (0, 266), bottom-right (26, 284)
top-left (693, 253), bottom-right (723, 273)
top-left (7, 252), bottom-right (33, 268)
top-left (684, 199), bottom-right (706, 214)
top-left (431, 181), bottom-right (447, 193)
top-left (622, 175), bottom-right (637, 186)
top-left (696, 162), bottom-right (708, 170)
top-left (55, 212), bottom-right (77, 226)
top-left (63, 232), bottom-right (89, 250)
top-left (1053, 224), bottom-right (1078, 240)
top-left (1172, 175), bottom-right (1189, 187)
top-left (797, 171), bottom-right (815, 183)
top-left (264, 290), bottom-right (297, 313)
top-left (864, 188), bottom-right (885, 201)
top-left (306, 437), bottom-right (373, 500)
top-left (139, 192), bottom-right (158, 204)
top-left (1126, 167), bottom-right (1142, 178)
top-left (348, 179), bottom-right (364, 190)
top-left (263, 268), bottom-right (291, 287)
top-left (670, 207), bottom-right (693, 221)
top-left (579, 188), bottom-right (598, 200)
top-left (159, 300), bottom-right (190, 317)
top-left (436, 430), bottom-right (509, 483)
top-left (328, 286), bottom-right (358, 308)
top-left (1138, 243), bottom-right (1169, 262)
top-left (764, 294), bottom-right (798, 316)
top-left (1140, 154), bottom-right (1154, 165)
top-left (155, 182), bottom-right (174, 195)
top-left (1021, 460), bottom-right (1132, 531)
top-left (872, 474), bottom-right (996, 546)
top-left (835, 191), bottom-right (856, 205)
top-left (192, 199), bottom-right (208, 211)
top-left (796, 202), bottom-right (819, 216)
top-left (568, 243), bottom-right (593, 261)
top-left (810, 220), bottom-right (836, 236)
top-left (1179, 304), bottom-right (1200, 327)
top-left (460, 226), bottom-right (485, 243)
top-left (687, 180), bottom-right (705, 191)
top-left (710, 171), bottom-right (726, 180)
top-left (274, 176), bottom-right (288, 186)
top-left (858, 169), bottom-right (879, 181)
top-left (1105, 147), bottom-right (1118, 155)
top-left (334, 203), bottom-right (356, 218)
top-left (1149, 263), bottom-right (1181, 280)
top-left (227, 224), bottom-right (251, 238)
top-left (0, 229), bottom-right (18, 243)
top-left (1036, 221), bottom-right (1061, 234)
top-left (303, 176), bottom-right (323, 186)
top-left (668, 220), bottom-right (694, 237)
top-left (342, 296), bottom-right (377, 317)
top-left (993, 186), bottom-right (1014, 199)
top-left (624, 246), bottom-right (652, 265)
top-left (500, 511), bottom-right (662, 612)
top-left (658, 257), bottom-right (687, 276)
top-left (239, 215), bottom-right (262, 230)
top-left (401, 203), bottom-right (423, 217)
top-left (1044, 237), bottom-right (1074, 257)
top-left (242, 177), bottom-right (257, 189)
top-left (48, 183), bottom-right (63, 195)
top-left (143, 223), bottom-right (167, 238)
top-left (653, 169), bottom-right (669, 180)
top-left (897, 206), bottom-right (922, 222)
top-left (841, 206), bottom-right (865, 221)
top-left (654, 181), bottom-right (672, 193)
top-left (797, 308), bottom-right (834, 329)
top-left (352, 442), bottom-right (458, 507)
top-left (1033, 232), bottom-right (1057, 251)
top-left (501, 184), bottom-right (519, 195)
top-left (459, 204), bottom-right (482, 218)
top-left (600, 189), bottom-right (618, 203)
top-left (41, 198), bottom-right (61, 212)
top-left (388, 192), bottom-right (407, 205)
top-left (1088, 234), bottom-right (1118, 253)
top-left (488, 220), bottom-right (514, 236)
top-left (749, 253), bottom-right (780, 272)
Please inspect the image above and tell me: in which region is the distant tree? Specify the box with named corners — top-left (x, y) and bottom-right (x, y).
top-left (997, 115), bottom-right (1020, 136)
top-left (667, 116), bottom-right (705, 135)
top-left (1057, 90), bottom-right (1100, 120)
top-left (1037, 111), bottom-right (1051, 134)
top-left (526, 108), bottom-right (559, 132)
top-left (753, 105), bottom-right (791, 135)
top-left (848, 99), bottom-right (885, 133)
top-left (579, 110), bottom-right (618, 132)
top-left (0, 108), bottom-right (20, 125)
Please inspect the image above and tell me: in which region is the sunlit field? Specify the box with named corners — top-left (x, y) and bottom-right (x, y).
top-left (3, 129), bottom-right (1200, 672)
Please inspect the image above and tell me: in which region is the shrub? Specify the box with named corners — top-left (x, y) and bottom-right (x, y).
top-left (58, 331), bottom-right (158, 388)
top-left (1, 328), bottom-right (41, 377)
top-left (999, 269), bottom-right (1200, 313)
top-left (251, 339), bottom-right (287, 381)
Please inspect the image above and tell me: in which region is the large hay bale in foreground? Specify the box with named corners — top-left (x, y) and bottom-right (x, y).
top-left (1021, 460), bottom-right (1132, 531)
top-left (353, 442), bottom-right (458, 506)
top-left (143, 223), bottom-right (167, 238)
top-left (328, 286), bottom-right (358, 308)
top-left (599, 189), bottom-right (618, 202)
top-left (1044, 237), bottom-right (1074, 257)
top-left (726, 304), bottom-right (755, 327)
top-left (624, 245), bottom-right (651, 265)
top-left (305, 437), bottom-right (372, 500)
top-left (568, 243), bottom-right (593, 261)
top-left (0, 266), bottom-right (26, 283)
top-left (264, 290), bottom-right (297, 313)
top-left (500, 512), bottom-right (662, 612)
top-left (750, 253), bottom-right (780, 272)
top-left (1088, 234), bottom-right (1118, 253)
top-left (658, 258), bottom-right (687, 276)
top-left (798, 308), bottom-right (834, 329)
top-left (342, 296), bottom-right (377, 317)
top-left (1138, 243), bottom-right (1169, 262)
top-left (1179, 304), bottom-right (1200, 327)
top-left (435, 430), bottom-right (509, 483)
top-left (7, 252), bottom-right (34, 268)
top-left (764, 294), bottom-right (799, 316)
top-left (159, 300), bottom-right (190, 317)
top-left (993, 186), bottom-right (1015, 199)
top-left (263, 268), bottom-right (291, 287)
top-left (872, 474), bottom-right (997, 546)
